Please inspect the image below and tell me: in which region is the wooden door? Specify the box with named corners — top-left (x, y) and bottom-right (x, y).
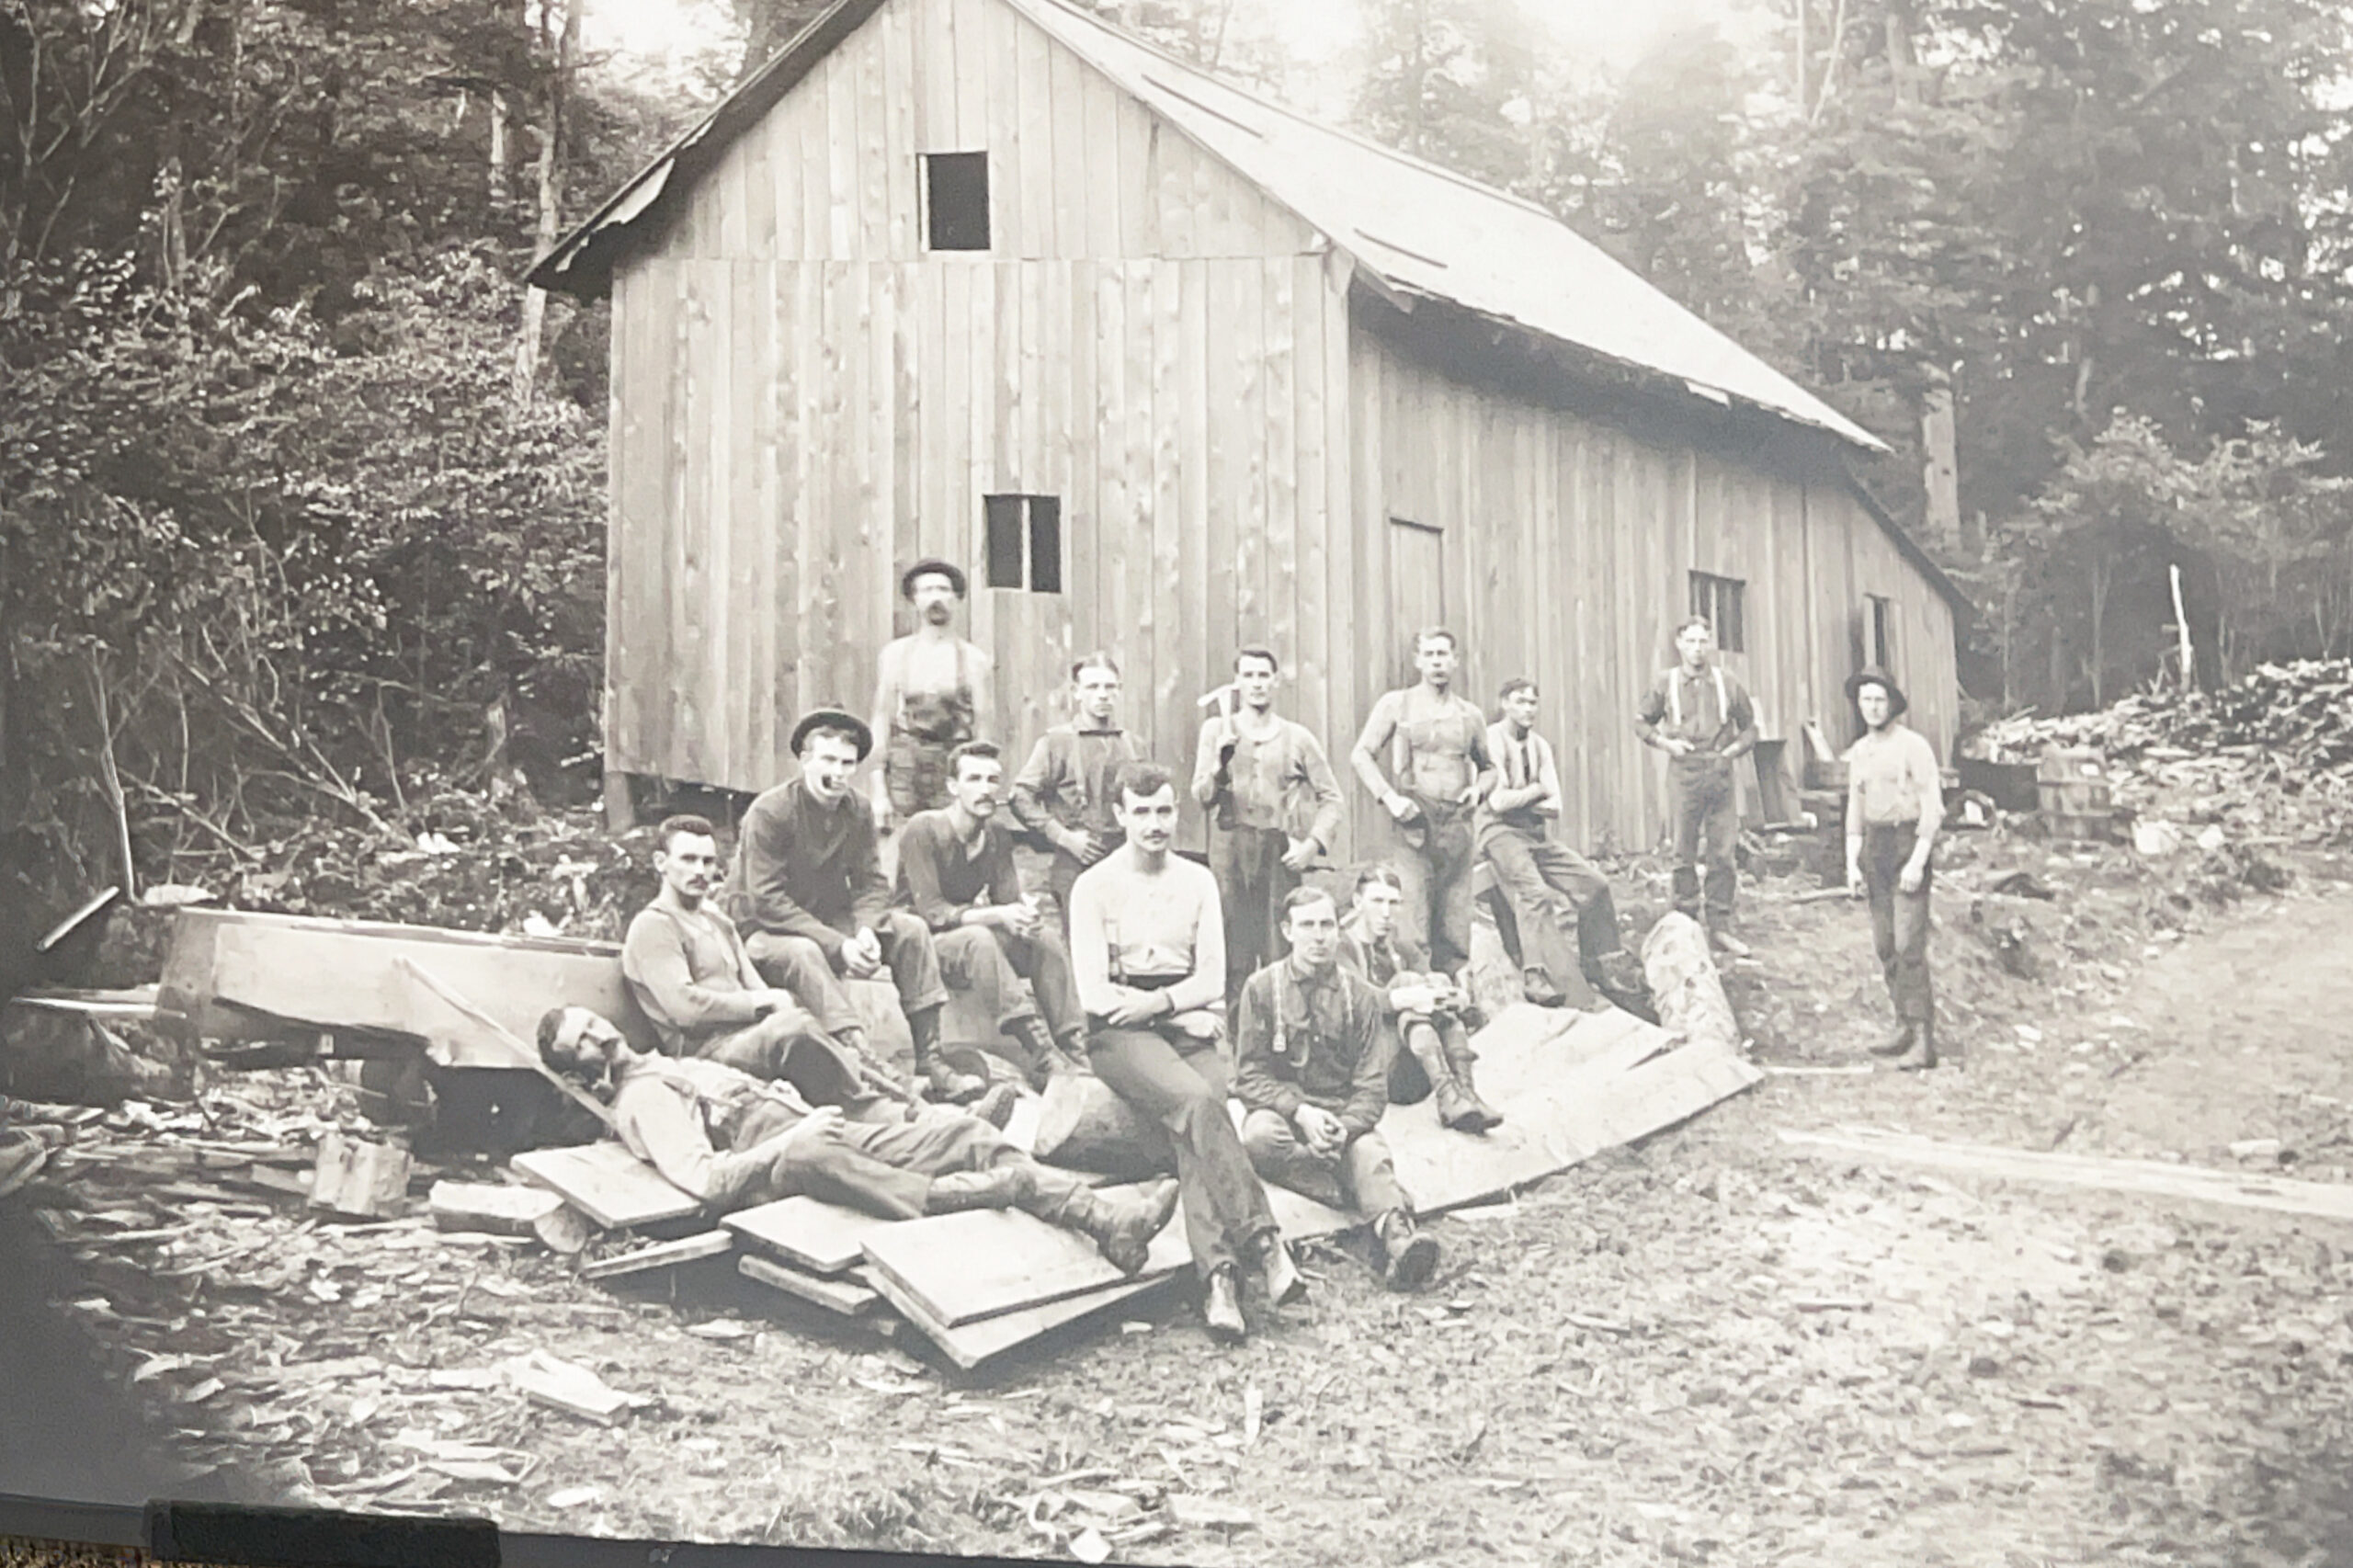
top-left (1386, 517), bottom-right (1446, 688)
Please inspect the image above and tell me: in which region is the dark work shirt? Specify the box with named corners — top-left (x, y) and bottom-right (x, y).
top-left (894, 810), bottom-right (1024, 933)
top-left (1635, 664), bottom-right (1758, 756)
top-left (730, 778), bottom-right (892, 952)
top-left (1233, 959), bottom-right (1393, 1138)
top-left (1011, 723), bottom-right (1144, 840)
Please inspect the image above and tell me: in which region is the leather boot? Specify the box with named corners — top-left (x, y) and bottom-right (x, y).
top-left (1203, 1264), bottom-right (1246, 1344)
top-left (925, 1161), bottom-right (1034, 1214)
top-left (1030, 1175), bottom-right (1180, 1276)
top-left (1893, 1016), bottom-right (1939, 1073)
top-left (1869, 1021), bottom-right (1917, 1058)
top-left (1408, 1030), bottom-right (1484, 1133)
top-left (1374, 1209), bottom-right (1439, 1292)
top-left (1444, 1046), bottom-right (1505, 1132)
top-left (1006, 1016), bottom-right (1063, 1091)
top-left (971, 1081), bottom-right (1020, 1130)
top-left (1255, 1230), bottom-right (1307, 1307)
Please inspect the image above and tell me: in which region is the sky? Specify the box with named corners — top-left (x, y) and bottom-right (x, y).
top-left (578, 0), bottom-right (1762, 114)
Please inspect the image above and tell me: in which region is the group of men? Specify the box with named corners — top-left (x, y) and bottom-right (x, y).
top-left (540, 557), bottom-right (1949, 1346)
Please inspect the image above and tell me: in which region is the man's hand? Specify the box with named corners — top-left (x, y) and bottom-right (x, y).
top-left (1662, 736), bottom-right (1695, 756)
top-left (1847, 860), bottom-right (1866, 899)
top-left (779, 1105), bottom-right (846, 1155)
top-left (1384, 792), bottom-right (1419, 824)
top-left (997, 899), bottom-right (1043, 940)
top-left (750, 987), bottom-right (800, 1017)
top-left (1898, 860), bottom-right (1927, 895)
top-left (1295, 1104), bottom-right (1347, 1156)
top-left (1101, 989), bottom-right (1168, 1028)
top-left (1391, 982), bottom-right (1442, 1015)
top-left (841, 926), bottom-right (884, 980)
top-left (1280, 835), bottom-right (1318, 872)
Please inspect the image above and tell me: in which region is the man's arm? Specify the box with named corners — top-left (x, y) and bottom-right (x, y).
top-left (1298, 728), bottom-right (1347, 853)
top-left (1634, 675), bottom-right (1671, 749)
top-left (983, 824), bottom-right (1025, 909)
top-left (1465, 712), bottom-right (1498, 804)
top-left (1482, 725), bottom-right (1543, 814)
top-left (967, 644), bottom-right (995, 744)
top-left (846, 799), bottom-right (893, 933)
top-left (1230, 974), bottom-right (1303, 1120)
top-left (1338, 985), bottom-right (1395, 1139)
top-left (896, 821), bottom-right (972, 934)
top-left (1909, 731), bottom-right (1945, 856)
top-left (1349, 691), bottom-right (1405, 806)
top-left (1844, 744), bottom-right (1868, 883)
top-left (1067, 869), bottom-right (1120, 1017)
top-left (1160, 868), bottom-right (1227, 1016)
top-left (1009, 733), bottom-right (1065, 840)
top-left (1723, 677), bottom-right (1759, 760)
top-left (623, 913), bottom-right (767, 1035)
top-left (866, 642), bottom-right (904, 813)
top-left (1533, 734), bottom-right (1564, 818)
top-left (741, 795), bottom-right (856, 953)
top-left (613, 1081), bottom-right (723, 1203)
top-left (1190, 716), bottom-right (1230, 809)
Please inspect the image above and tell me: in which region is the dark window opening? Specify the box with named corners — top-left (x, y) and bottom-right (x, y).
top-left (983, 494), bottom-right (1062, 594)
top-left (925, 152), bottom-right (991, 252)
top-left (1867, 594), bottom-right (1893, 670)
top-left (1688, 571), bottom-right (1746, 653)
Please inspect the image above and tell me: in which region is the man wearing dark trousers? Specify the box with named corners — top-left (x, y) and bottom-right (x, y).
top-left (1068, 762), bottom-right (1300, 1346)
top-left (1191, 646), bottom-right (1347, 1000)
top-left (1234, 888), bottom-right (1440, 1291)
top-left (895, 742), bottom-right (1089, 1088)
top-left (537, 1006), bottom-right (1176, 1268)
top-left (733, 708), bottom-right (987, 1106)
top-left (1349, 629), bottom-right (1497, 976)
top-left (1843, 667), bottom-right (1945, 1072)
top-left (1338, 866), bottom-right (1500, 1133)
top-left (1635, 617), bottom-right (1759, 957)
top-left (1478, 678), bottom-right (1643, 1006)
top-left (1011, 653), bottom-right (1144, 933)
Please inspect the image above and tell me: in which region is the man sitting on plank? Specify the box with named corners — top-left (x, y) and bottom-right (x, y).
top-left (1338, 866), bottom-right (1501, 1133)
top-left (621, 812), bottom-right (882, 1111)
top-left (1234, 887), bottom-right (1440, 1291)
top-left (1069, 760), bottom-right (1300, 1346)
top-left (894, 742), bottom-right (1089, 1089)
top-left (538, 1006), bottom-right (1178, 1268)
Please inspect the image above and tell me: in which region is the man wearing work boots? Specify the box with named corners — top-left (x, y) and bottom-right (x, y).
top-left (1480, 678), bottom-right (1645, 1006)
top-left (538, 1006), bottom-right (1179, 1267)
top-left (733, 709), bottom-right (989, 1107)
top-left (1191, 646), bottom-right (1347, 999)
top-left (622, 813), bottom-right (890, 1113)
top-left (895, 742), bottom-right (1089, 1088)
top-left (1635, 617), bottom-right (1759, 958)
top-left (1235, 888), bottom-right (1440, 1291)
top-left (1843, 667), bottom-right (1945, 1072)
top-left (1070, 762), bottom-right (1301, 1345)
top-left (1338, 867), bottom-right (1501, 1133)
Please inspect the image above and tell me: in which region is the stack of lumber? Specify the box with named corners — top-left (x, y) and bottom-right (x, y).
top-left (504, 997), bottom-right (1759, 1369)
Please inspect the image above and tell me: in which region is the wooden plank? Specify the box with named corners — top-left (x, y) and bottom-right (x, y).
top-left (1014, 4), bottom-right (1053, 258)
top-left (428, 1180), bottom-right (564, 1233)
top-left (1080, 67), bottom-right (1121, 259)
top-left (511, 1142), bottom-right (702, 1232)
top-left (770, 79), bottom-right (804, 261)
top-left (1778, 1129), bottom-right (2353, 1224)
top-left (578, 1229), bottom-right (734, 1281)
top-left (855, 3), bottom-right (891, 260)
top-left (309, 1131), bottom-right (411, 1220)
top-left (739, 1254), bottom-right (887, 1317)
top-left (508, 1353), bottom-right (635, 1426)
top-left (745, 259), bottom-right (781, 776)
top-left (723, 1195), bottom-right (902, 1275)
top-left (1264, 257), bottom-right (1295, 665)
top-left (866, 1256), bottom-right (1177, 1369)
top-left (1124, 263), bottom-right (1160, 727)
top-left (824, 47), bottom-right (858, 259)
top-left (983, 0), bottom-right (1023, 256)
top-left (882, 0), bottom-right (918, 259)
top-left (859, 1179), bottom-right (1191, 1326)
top-left (1201, 260), bottom-right (1239, 718)
top-left (1290, 256), bottom-right (1327, 755)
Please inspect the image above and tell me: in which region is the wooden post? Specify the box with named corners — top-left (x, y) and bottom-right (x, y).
top-left (2169, 562), bottom-right (2196, 690)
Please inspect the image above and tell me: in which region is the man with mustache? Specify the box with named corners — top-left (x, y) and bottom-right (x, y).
top-left (869, 559), bottom-right (993, 832)
top-left (894, 741), bottom-right (1088, 1088)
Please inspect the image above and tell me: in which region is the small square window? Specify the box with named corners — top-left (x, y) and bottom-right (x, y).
top-left (1688, 571), bottom-right (1746, 653)
top-left (925, 152), bottom-right (990, 252)
top-left (983, 494), bottom-right (1063, 594)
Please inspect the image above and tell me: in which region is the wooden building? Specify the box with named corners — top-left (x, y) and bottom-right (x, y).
top-left (531, 0), bottom-right (1970, 857)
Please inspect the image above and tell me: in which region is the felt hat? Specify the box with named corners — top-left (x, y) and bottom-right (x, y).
top-left (789, 707), bottom-right (874, 762)
top-left (900, 557), bottom-right (968, 599)
top-left (1845, 665), bottom-right (1909, 720)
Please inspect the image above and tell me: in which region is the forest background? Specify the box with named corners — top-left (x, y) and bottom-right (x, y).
top-left (6, 0), bottom-right (2353, 916)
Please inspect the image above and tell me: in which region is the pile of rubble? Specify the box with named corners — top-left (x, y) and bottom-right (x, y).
top-left (1969, 659), bottom-right (2353, 845)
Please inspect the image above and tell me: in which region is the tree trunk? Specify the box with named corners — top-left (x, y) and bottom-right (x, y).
top-left (513, 0), bottom-right (584, 403)
top-left (488, 89), bottom-right (509, 201)
top-left (2087, 554), bottom-right (2111, 709)
top-left (1918, 366), bottom-right (1960, 552)
top-left (1639, 913), bottom-right (1739, 1054)
top-left (1030, 1074), bottom-right (1176, 1179)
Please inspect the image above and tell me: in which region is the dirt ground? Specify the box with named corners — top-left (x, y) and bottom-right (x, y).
top-left (9, 827), bottom-right (2353, 1568)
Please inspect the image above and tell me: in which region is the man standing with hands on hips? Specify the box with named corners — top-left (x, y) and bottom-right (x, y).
top-left (1842, 666), bottom-right (1944, 1072)
top-left (1635, 617), bottom-right (1758, 957)
top-left (1350, 629), bottom-right (1496, 977)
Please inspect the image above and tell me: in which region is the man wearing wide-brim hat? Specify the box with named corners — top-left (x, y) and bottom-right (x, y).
top-left (1842, 665), bottom-right (1946, 1071)
top-left (868, 557), bottom-right (994, 833)
top-left (730, 706), bottom-right (989, 1105)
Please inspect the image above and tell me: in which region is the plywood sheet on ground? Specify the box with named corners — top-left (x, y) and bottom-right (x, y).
top-left (510, 1142), bottom-right (701, 1230)
top-left (865, 1261), bottom-right (1180, 1370)
top-left (724, 1196), bottom-right (901, 1274)
top-left (860, 1182), bottom-right (1192, 1327)
top-left (739, 1254), bottom-right (888, 1316)
top-left (1381, 1004), bottom-right (1754, 1215)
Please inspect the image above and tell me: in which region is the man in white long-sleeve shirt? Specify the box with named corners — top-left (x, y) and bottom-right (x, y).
top-left (1068, 761), bottom-right (1297, 1344)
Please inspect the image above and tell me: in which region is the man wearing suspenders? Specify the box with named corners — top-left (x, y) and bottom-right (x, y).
top-left (1636, 617), bottom-right (1759, 957)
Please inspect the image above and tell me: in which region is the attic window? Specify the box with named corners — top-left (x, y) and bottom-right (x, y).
top-left (983, 494), bottom-right (1062, 594)
top-left (1689, 571), bottom-right (1746, 653)
top-left (925, 152), bottom-right (990, 252)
